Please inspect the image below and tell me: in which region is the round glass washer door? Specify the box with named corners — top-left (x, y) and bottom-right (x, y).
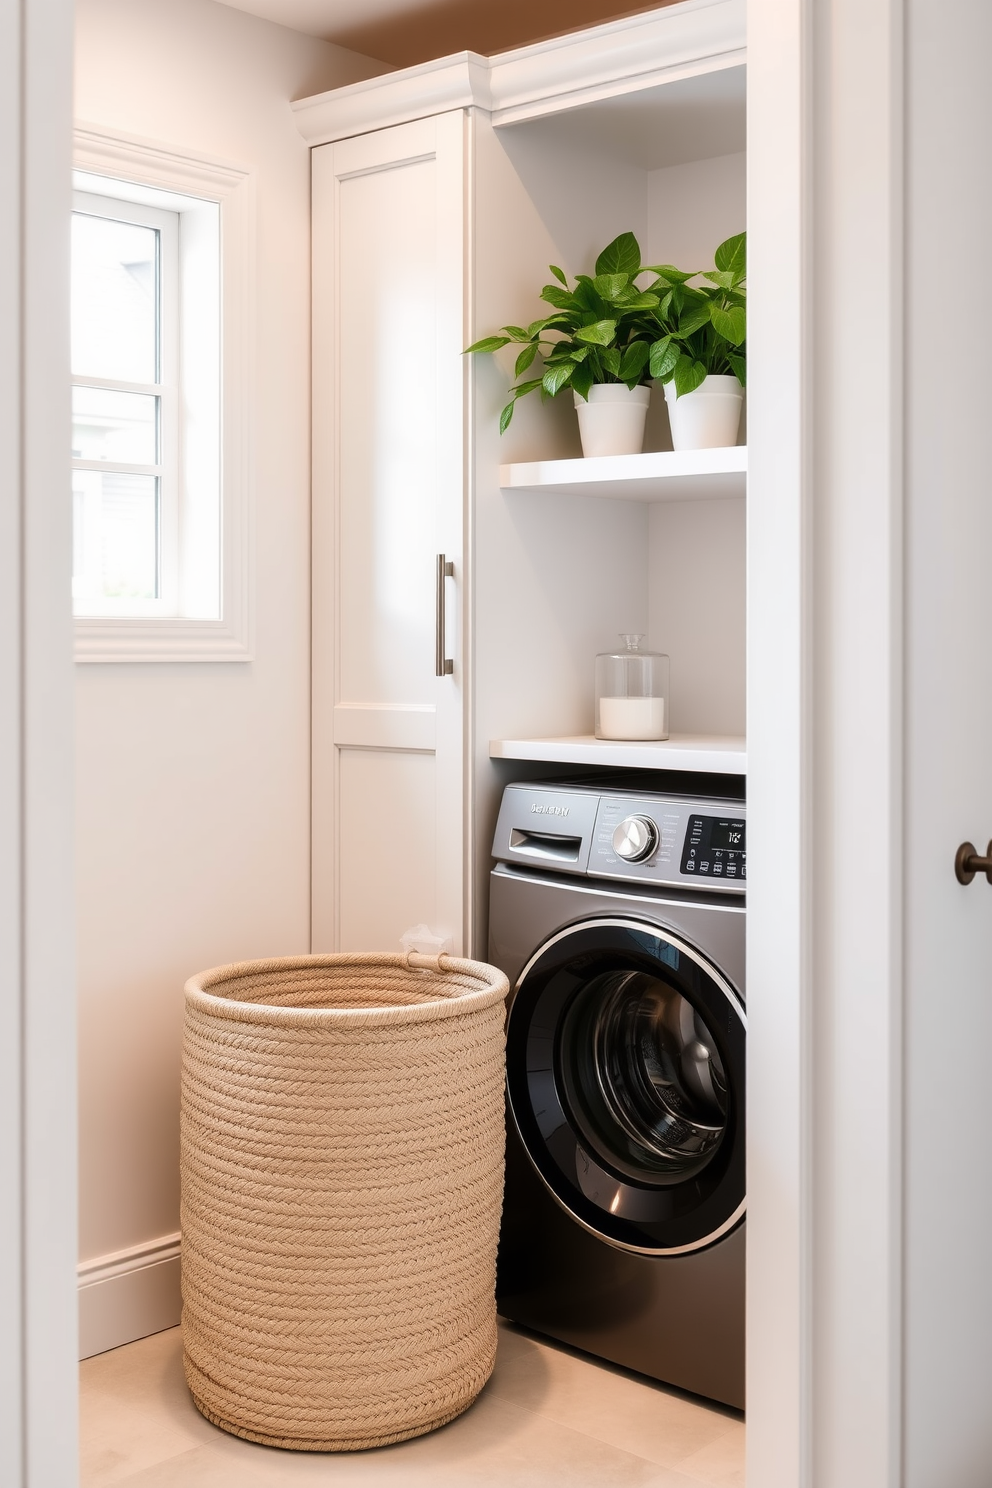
top-left (505, 917), bottom-right (746, 1255)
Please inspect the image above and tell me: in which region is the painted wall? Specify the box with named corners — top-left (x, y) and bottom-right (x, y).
top-left (646, 152), bottom-right (746, 736)
top-left (73, 0), bottom-right (383, 1318)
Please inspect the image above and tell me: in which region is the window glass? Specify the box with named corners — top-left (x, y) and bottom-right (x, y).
top-left (72, 471), bottom-right (158, 601)
top-left (72, 386), bottom-right (158, 465)
top-left (71, 212), bottom-right (159, 384)
top-left (70, 165), bottom-right (228, 641)
top-left (71, 198), bottom-right (167, 606)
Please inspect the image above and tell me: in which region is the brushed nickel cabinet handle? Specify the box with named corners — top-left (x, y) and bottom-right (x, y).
top-left (955, 840), bottom-right (992, 885)
top-left (436, 554), bottom-right (454, 677)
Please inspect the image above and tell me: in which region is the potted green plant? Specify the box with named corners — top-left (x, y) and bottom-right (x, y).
top-left (465, 231), bottom-right (665, 457)
top-left (648, 232), bottom-right (746, 451)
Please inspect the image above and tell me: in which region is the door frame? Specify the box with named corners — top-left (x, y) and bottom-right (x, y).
top-left (8, 0), bottom-right (911, 1483)
top-left (0, 0), bottom-right (79, 1483)
top-left (748, 0), bottom-right (904, 1484)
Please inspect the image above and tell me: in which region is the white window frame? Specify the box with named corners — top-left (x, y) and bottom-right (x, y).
top-left (72, 125), bottom-right (255, 663)
top-left (72, 190), bottom-right (181, 616)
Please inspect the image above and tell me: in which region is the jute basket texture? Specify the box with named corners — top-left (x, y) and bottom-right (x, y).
top-left (180, 952), bottom-right (509, 1452)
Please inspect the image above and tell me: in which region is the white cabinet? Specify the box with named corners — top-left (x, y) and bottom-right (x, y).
top-left (312, 115), bottom-right (466, 952)
top-left (303, 0), bottom-right (747, 957)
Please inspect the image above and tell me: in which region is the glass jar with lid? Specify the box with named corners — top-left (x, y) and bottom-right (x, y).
top-left (595, 634), bottom-right (670, 741)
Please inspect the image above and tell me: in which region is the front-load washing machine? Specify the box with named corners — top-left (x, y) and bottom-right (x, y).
top-left (490, 778), bottom-right (746, 1408)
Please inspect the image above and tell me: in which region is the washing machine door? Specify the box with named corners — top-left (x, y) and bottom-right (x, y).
top-left (505, 916), bottom-right (745, 1255)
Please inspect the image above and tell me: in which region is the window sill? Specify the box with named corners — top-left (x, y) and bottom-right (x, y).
top-left (74, 616), bottom-right (251, 664)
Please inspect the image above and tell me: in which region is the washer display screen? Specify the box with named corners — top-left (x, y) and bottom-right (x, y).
top-left (680, 816), bottom-right (747, 882)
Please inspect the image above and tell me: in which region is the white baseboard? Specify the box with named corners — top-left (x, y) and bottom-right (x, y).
top-left (78, 1232), bottom-right (182, 1360)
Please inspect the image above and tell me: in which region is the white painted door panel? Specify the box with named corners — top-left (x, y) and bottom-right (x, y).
top-left (312, 114), bottom-right (465, 955)
top-left (337, 156), bottom-right (438, 708)
top-left (337, 749), bottom-right (437, 952)
top-left (903, 5), bottom-right (992, 1482)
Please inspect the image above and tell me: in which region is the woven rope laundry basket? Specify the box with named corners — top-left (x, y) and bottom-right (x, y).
top-left (180, 952), bottom-right (509, 1452)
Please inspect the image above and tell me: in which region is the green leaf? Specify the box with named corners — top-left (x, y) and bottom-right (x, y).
top-left (574, 319), bottom-right (617, 346)
top-left (644, 264), bottom-right (697, 284)
top-left (502, 325), bottom-right (534, 341)
top-left (571, 360), bottom-right (594, 400)
top-left (464, 335), bottom-right (511, 354)
top-left (568, 345), bottom-right (591, 362)
top-left (499, 401), bottom-right (515, 434)
top-left (572, 277), bottom-right (608, 315)
top-left (595, 231), bottom-right (642, 277)
top-left (678, 302), bottom-right (713, 338)
top-left (592, 272), bottom-right (631, 302)
top-left (619, 339), bottom-right (650, 382)
top-left (714, 232), bottom-right (746, 280)
top-left (511, 378), bottom-right (543, 397)
top-left (600, 346), bottom-right (622, 378)
top-left (525, 317), bottom-right (552, 338)
top-left (515, 341), bottom-right (539, 376)
top-left (702, 269), bottom-right (738, 290)
top-left (540, 284), bottom-right (579, 310)
top-left (542, 361), bottom-right (575, 396)
top-left (549, 264), bottom-right (568, 286)
top-left (709, 303), bottom-right (747, 346)
top-left (726, 350), bottom-right (747, 386)
top-left (618, 292), bottom-right (660, 311)
top-left (648, 335), bottom-right (679, 380)
top-left (672, 355), bottom-right (708, 397)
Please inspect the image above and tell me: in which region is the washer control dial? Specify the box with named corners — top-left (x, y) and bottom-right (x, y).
top-left (612, 815), bottom-right (659, 864)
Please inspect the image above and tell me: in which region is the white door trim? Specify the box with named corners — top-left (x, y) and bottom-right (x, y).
top-left (0, 0), bottom-right (78, 1483)
top-left (749, 2), bottom-right (905, 1484)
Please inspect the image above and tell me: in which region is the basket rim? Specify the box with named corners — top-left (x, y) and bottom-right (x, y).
top-left (183, 952), bottom-right (509, 1028)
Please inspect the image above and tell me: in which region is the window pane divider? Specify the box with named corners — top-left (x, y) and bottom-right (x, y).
top-left (72, 374), bottom-right (163, 397)
top-left (71, 460), bottom-right (161, 477)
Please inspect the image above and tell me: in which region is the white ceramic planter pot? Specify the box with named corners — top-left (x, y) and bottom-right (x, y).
top-left (574, 383), bottom-right (650, 458)
top-left (663, 374), bottom-right (744, 451)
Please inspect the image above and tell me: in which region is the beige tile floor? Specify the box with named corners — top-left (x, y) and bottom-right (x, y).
top-left (81, 1322), bottom-right (744, 1488)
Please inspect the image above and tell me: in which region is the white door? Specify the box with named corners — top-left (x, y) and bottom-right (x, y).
top-left (903, 4), bottom-right (992, 1479)
top-left (312, 113), bottom-right (466, 954)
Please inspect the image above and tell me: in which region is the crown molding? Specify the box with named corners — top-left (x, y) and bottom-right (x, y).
top-left (488, 0), bottom-right (745, 126)
top-left (292, 0), bottom-right (745, 145)
top-left (292, 51), bottom-right (491, 145)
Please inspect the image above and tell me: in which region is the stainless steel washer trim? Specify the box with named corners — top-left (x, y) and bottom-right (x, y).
top-left (506, 914), bottom-right (746, 1257)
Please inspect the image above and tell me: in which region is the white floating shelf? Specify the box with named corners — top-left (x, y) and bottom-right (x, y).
top-left (499, 446), bottom-right (747, 503)
top-left (490, 734), bottom-right (746, 774)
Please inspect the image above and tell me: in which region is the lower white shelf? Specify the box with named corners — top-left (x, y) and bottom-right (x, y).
top-left (489, 733), bottom-right (747, 774)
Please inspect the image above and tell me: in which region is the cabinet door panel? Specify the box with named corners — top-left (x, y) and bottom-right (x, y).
top-left (337, 748), bottom-right (437, 952)
top-left (313, 114), bottom-right (465, 954)
top-left (337, 157), bottom-right (437, 707)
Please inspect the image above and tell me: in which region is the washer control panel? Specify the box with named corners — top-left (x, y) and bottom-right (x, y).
top-left (492, 783), bottom-right (746, 895)
top-left (588, 792), bottom-right (746, 895)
